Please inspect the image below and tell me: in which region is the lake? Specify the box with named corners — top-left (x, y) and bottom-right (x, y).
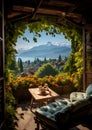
top-left (16, 56), bottom-right (50, 62)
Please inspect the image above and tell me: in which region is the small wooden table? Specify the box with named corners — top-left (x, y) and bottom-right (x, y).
top-left (28, 88), bottom-right (59, 113)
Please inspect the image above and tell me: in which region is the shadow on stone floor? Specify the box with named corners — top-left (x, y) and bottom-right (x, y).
top-left (16, 102), bottom-right (91, 130)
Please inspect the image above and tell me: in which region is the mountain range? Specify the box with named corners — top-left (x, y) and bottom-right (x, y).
top-left (16, 42), bottom-right (71, 61)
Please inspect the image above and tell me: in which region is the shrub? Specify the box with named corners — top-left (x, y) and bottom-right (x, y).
top-left (35, 63), bottom-right (59, 77)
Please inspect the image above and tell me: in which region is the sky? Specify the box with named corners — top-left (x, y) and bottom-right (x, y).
top-left (15, 29), bottom-right (71, 50)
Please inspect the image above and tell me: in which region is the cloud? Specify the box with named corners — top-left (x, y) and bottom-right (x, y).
top-left (15, 31), bottom-right (71, 50)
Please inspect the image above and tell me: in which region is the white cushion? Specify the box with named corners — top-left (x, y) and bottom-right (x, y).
top-left (70, 92), bottom-right (86, 102)
top-left (86, 84), bottom-right (92, 97)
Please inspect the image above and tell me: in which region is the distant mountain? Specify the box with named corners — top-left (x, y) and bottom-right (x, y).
top-left (17, 42), bottom-right (71, 60)
top-left (16, 48), bottom-right (27, 55)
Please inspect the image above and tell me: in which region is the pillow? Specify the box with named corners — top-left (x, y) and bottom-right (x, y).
top-left (86, 84), bottom-right (92, 97)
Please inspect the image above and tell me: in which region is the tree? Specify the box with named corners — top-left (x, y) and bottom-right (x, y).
top-left (35, 63), bottom-right (59, 77)
top-left (9, 55), bottom-right (17, 70)
top-left (8, 55), bottom-right (19, 77)
top-left (58, 55), bottom-right (62, 62)
top-left (64, 56), bottom-right (68, 62)
top-left (44, 57), bottom-right (47, 63)
top-left (18, 58), bottom-right (23, 72)
top-left (27, 60), bottom-right (30, 66)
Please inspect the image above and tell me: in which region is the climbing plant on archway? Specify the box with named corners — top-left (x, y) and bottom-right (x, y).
top-left (5, 15), bottom-right (83, 79)
top-left (5, 15), bottom-right (83, 130)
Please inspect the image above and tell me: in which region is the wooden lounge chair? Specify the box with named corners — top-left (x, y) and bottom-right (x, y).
top-left (34, 84), bottom-right (92, 130)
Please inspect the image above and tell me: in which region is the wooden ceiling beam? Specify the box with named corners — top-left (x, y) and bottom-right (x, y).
top-left (8, 13), bottom-right (41, 23)
top-left (6, 0), bottom-right (92, 25)
top-left (9, 0), bottom-right (43, 22)
top-left (12, 5), bottom-right (82, 19)
top-left (37, 8), bottom-right (82, 20)
top-left (47, 0), bottom-right (75, 6)
top-left (13, 5), bottom-right (34, 13)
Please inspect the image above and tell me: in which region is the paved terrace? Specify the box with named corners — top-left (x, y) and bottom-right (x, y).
top-left (16, 101), bottom-right (91, 130)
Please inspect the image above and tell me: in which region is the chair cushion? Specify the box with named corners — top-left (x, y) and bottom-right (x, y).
top-left (70, 92), bottom-right (86, 102)
top-left (35, 99), bottom-right (71, 129)
top-left (35, 96), bottom-right (92, 129)
top-left (86, 84), bottom-right (92, 97)
top-left (35, 99), bottom-right (70, 121)
top-left (55, 104), bottom-right (73, 123)
top-left (55, 96), bottom-right (92, 129)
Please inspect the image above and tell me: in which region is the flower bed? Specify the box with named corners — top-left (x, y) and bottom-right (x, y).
top-left (7, 73), bottom-right (79, 102)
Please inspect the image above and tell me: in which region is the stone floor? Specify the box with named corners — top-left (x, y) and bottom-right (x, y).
top-left (16, 102), bottom-right (36, 130)
top-left (16, 101), bottom-right (91, 130)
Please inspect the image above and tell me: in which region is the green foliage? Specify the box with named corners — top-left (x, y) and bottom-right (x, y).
top-left (9, 55), bottom-right (19, 76)
top-left (74, 47), bottom-right (83, 74)
top-left (64, 53), bottom-right (77, 75)
top-left (35, 63), bottom-right (59, 77)
top-left (5, 89), bottom-right (18, 130)
top-left (9, 56), bottom-right (17, 70)
top-left (5, 22), bottom-right (25, 81)
top-left (18, 58), bottom-right (23, 72)
top-left (59, 66), bottom-right (64, 72)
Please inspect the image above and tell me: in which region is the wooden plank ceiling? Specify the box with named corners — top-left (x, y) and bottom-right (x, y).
top-left (6, 0), bottom-right (92, 26)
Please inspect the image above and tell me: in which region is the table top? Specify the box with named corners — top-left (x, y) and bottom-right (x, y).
top-left (28, 88), bottom-right (59, 101)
